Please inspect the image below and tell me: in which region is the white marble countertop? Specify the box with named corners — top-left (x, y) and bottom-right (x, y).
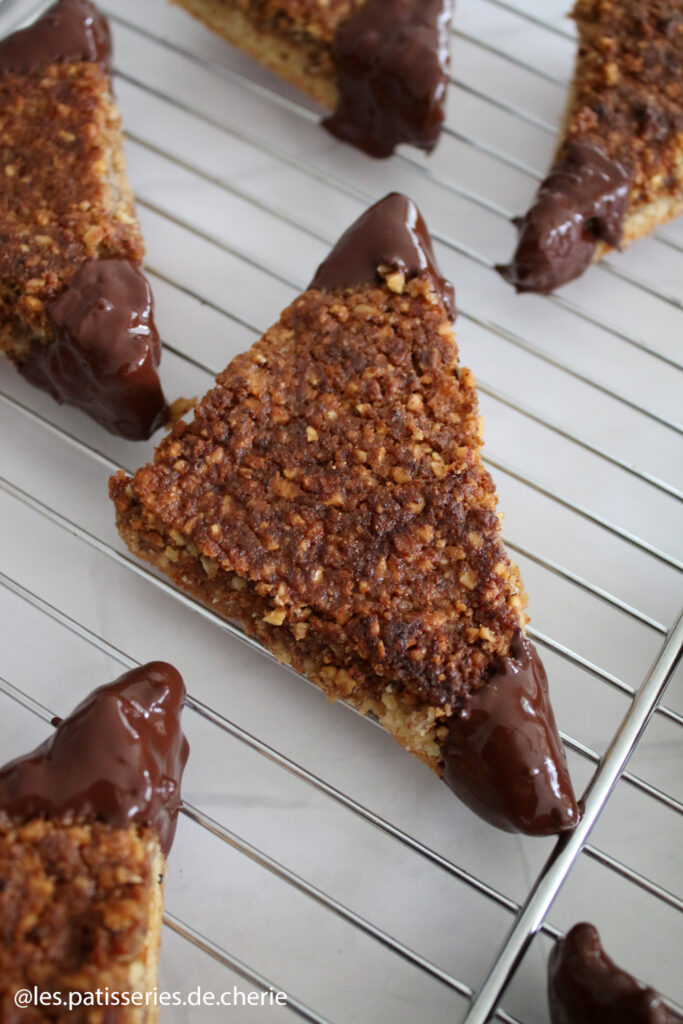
top-left (0, 1), bottom-right (681, 1021)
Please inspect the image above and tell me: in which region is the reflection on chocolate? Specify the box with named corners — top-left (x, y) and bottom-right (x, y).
top-left (497, 141), bottom-right (631, 294)
top-left (0, 0), bottom-right (111, 76)
top-left (19, 259), bottom-right (168, 441)
top-left (549, 923), bottom-right (682, 1023)
top-left (324, 0), bottom-right (452, 158)
top-left (0, 663), bottom-right (189, 855)
top-left (440, 630), bottom-right (580, 835)
top-left (310, 192), bottom-right (456, 318)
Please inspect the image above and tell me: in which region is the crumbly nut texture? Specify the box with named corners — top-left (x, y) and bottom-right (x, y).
top-left (235, 0), bottom-right (365, 45)
top-left (170, 0), bottom-right (369, 105)
top-left (0, 816), bottom-right (164, 1024)
top-left (568, 0), bottom-right (683, 241)
top-left (111, 275), bottom-right (527, 772)
top-left (0, 61), bottom-right (144, 363)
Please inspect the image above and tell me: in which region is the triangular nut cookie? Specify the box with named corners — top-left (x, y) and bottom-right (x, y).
top-left (110, 194), bottom-right (579, 835)
top-left (498, 0), bottom-right (683, 293)
top-left (0, 663), bottom-right (189, 1019)
top-left (0, 0), bottom-right (171, 439)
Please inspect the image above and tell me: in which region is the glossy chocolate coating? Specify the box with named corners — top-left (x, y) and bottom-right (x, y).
top-left (549, 923), bottom-right (682, 1024)
top-left (324, 0), bottom-right (452, 158)
top-left (497, 141), bottom-right (631, 294)
top-left (441, 630), bottom-right (580, 835)
top-left (19, 259), bottom-right (168, 441)
top-left (311, 192), bottom-right (456, 318)
top-left (0, 0), bottom-right (111, 76)
top-left (0, 662), bottom-right (189, 855)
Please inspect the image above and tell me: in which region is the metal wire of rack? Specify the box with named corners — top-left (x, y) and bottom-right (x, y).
top-left (0, 0), bottom-right (681, 1021)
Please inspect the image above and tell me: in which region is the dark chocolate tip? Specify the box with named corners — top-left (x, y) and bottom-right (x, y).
top-left (310, 193), bottom-right (456, 319)
top-left (498, 141), bottom-right (631, 294)
top-left (549, 923), bottom-right (682, 1024)
top-left (19, 259), bottom-right (169, 441)
top-left (0, 662), bottom-right (190, 856)
top-left (440, 630), bottom-right (580, 835)
top-left (0, 0), bottom-right (111, 77)
top-left (323, 0), bottom-right (452, 158)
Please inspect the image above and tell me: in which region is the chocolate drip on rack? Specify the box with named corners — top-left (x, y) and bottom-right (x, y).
top-left (0, 662), bottom-right (189, 855)
top-left (19, 259), bottom-right (169, 441)
top-left (324, 0), bottom-right (452, 158)
top-left (549, 923), bottom-right (682, 1023)
top-left (441, 630), bottom-right (580, 835)
top-left (0, 0), bottom-right (111, 76)
top-left (497, 141), bottom-right (631, 294)
top-left (310, 192), bottom-right (456, 318)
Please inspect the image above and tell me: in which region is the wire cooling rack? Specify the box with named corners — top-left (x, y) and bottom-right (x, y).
top-left (1, 1), bottom-right (682, 1021)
